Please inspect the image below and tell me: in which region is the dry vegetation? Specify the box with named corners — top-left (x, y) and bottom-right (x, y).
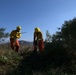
top-left (0, 43), bottom-right (76, 75)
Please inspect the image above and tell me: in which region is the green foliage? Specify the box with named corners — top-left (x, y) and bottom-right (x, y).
top-left (48, 17), bottom-right (76, 50)
top-left (45, 30), bottom-right (52, 42)
top-left (44, 17), bottom-right (76, 75)
top-left (0, 17), bottom-right (76, 75)
top-left (61, 18), bottom-right (76, 49)
top-left (52, 32), bottom-right (62, 42)
top-left (0, 45), bottom-right (22, 75)
top-left (0, 27), bottom-right (9, 43)
top-left (0, 55), bottom-right (8, 64)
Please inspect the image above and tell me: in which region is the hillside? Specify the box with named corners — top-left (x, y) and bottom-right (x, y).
top-left (0, 40), bottom-right (33, 47)
top-left (19, 40), bottom-right (33, 46)
top-left (0, 17), bottom-right (76, 75)
top-left (0, 42), bottom-right (76, 75)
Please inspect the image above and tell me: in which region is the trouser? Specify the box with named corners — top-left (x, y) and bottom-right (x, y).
top-left (10, 38), bottom-right (20, 52)
top-left (34, 39), bottom-right (44, 53)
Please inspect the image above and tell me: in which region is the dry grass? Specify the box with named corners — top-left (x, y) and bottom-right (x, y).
top-left (0, 44), bottom-right (76, 75)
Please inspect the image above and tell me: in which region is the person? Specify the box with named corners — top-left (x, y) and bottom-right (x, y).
top-left (33, 27), bottom-right (44, 53)
top-left (10, 26), bottom-right (21, 53)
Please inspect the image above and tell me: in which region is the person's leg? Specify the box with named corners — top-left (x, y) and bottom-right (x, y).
top-left (15, 39), bottom-right (20, 53)
top-left (39, 39), bottom-right (44, 52)
top-left (15, 45), bottom-right (19, 52)
top-left (34, 45), bottom-right (37, 53)
top-left (10, 38), bottom-right (15, 50)
top-left (33, 40), bottom-right (38, 53)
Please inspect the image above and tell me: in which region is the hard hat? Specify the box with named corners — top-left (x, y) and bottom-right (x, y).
top-left (34, 27), bottom-right (40, 32)
top-left (16, 26), bottom-right (21, 30)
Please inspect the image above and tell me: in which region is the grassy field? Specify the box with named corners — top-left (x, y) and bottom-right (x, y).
top-left (0, 44), bottom-right (76, 75)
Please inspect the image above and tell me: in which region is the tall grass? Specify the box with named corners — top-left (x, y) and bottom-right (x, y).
top-left (0, 43), bottom-right (76, 75)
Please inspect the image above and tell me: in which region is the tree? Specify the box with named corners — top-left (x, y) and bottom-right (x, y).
top-left (52, 31), bottom-right (62, 42)
top-left (51, 17), bottom-right (76, 49)
top-left (45, 30), bottom-right (52, 42)
top-left (0, 28), bottom-right (9, 43)
top-left (60, 18), bottom-right (76, 49)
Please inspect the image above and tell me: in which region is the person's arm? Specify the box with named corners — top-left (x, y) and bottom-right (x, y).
top-left (10, 31), bottom-right (14, 38)
top-left (40, 32), bottom-right (43, 40)
top-left (34, 33), bottom-right (35, 41)
top-left (33, 32), bottom-right (36, 45)
top-left (16, 32), bottom-right (21, 39)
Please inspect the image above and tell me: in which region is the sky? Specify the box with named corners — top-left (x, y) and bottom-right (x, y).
top-left (0, 0), bottom-right (76, 41)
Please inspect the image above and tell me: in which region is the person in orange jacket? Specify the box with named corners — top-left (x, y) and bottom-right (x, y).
top-left (10, 26), bottom-right (21, 53)
top-left (33, 27), bottom-right (44, 53)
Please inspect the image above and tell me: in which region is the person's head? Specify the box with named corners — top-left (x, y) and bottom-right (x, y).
top-left (16, 26), bottom-right (21, 32)
top-left (34, 27), bottom-right (40, 33)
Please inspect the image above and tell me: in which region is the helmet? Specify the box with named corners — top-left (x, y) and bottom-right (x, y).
top-left (16, 26), bottom-right (21, 30)
top-left (34, 27), bottom-right (40, 32)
